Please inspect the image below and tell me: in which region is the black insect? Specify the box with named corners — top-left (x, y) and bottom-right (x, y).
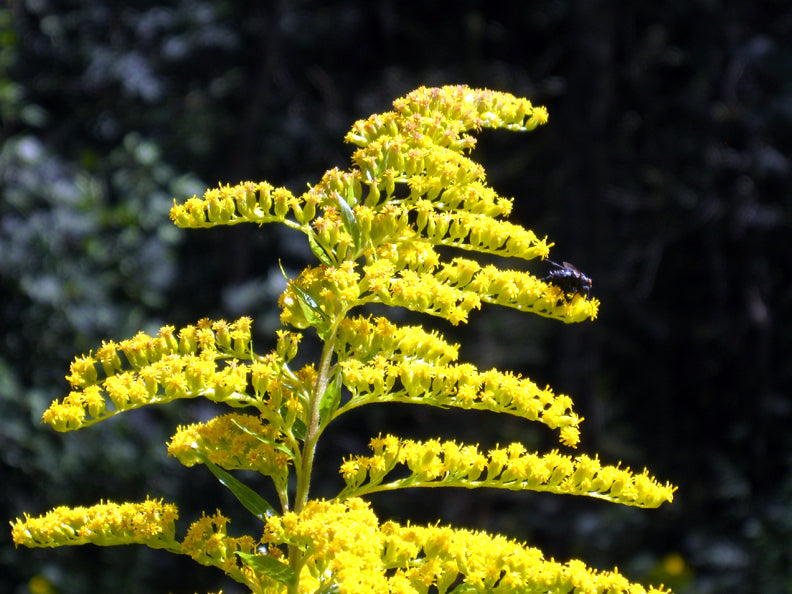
top-left (541, 259), bottom-right (593, 298)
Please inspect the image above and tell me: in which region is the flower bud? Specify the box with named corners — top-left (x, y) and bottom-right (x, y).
top-left (258, 185), bottom-right (272, 213)
top-left (276, 330), bottom-right (301, 362)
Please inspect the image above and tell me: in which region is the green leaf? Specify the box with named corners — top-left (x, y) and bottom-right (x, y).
top-left (335, 190), bottom-right (361, 254)
top-left (291, 282), bottom-right (325, 322)
top-left (229, 418), bottom-right (297, 462)
top-left (319, 369), bottom-right (342, 425)
top-left (308, 231), bottom-right (334, 266)
top-left (202, 457), bottom-right (277, 522)
top-left (279, 260), bottom-right (331, 338)
top-left (291, 417), bottom-right (307, 441)
top-left (237, 551), bottom-right (296, 586)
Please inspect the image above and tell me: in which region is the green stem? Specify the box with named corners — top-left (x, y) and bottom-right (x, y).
top-left (293, 323), bottom-right (338, 515)
top-left (287, 322), bottom-right (340, 594)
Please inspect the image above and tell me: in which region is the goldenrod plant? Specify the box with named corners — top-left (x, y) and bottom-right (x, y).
top-left (12, 86), bottom-right (676, 593)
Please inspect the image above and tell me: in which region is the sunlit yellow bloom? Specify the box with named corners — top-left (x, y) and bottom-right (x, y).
top-left (11, 498), bottom-right (178, 549)
top-left (168, 412), bottom-right (292, 481)
top-left (339, 359), bottom-right (581, 445)
top-left (42, 318), bottom-right (284, 431)
top-left (264, 498), bottom-right (388, 594)
top-left (170, 182), bottom-right (305, 230)
top-left (335, 315), bottom-right (459, 366)
top-left (340, 436), bottom-right (675, 509)
top-left (260, 497), bottom-right (670, 593)
top-left (181, 511), bottom-right (265, 589)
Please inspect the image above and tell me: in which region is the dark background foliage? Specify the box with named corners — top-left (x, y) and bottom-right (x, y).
top-left (2, 1), bottom-right (791, 592)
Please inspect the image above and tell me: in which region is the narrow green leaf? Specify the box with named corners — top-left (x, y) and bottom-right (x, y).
top-left (293, 285), bottom-right (326, 324)
top-left (319, 369), bottom-right (342, 425)
top-left (278, 259), bottom-right (289, 279)
top-left (237, 551), bottom-right (296, 586)
top-left (229, 418), bottom-right (297, 462)
top-left (336, 190), bottom-right (361, 253)
top-left (291, 418), bottom-right (307, 441)
top-left (289, 279), bottom-right (330, 328)
top-left (308, 231), bottom-right (334, 266)
top-left (280, 268), bottom-right (331, 339)
top-left (202, 457), bottom-right (276, 521)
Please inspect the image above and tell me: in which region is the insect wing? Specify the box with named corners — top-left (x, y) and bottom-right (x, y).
top-left (541, 259), bottom-right (592, 297)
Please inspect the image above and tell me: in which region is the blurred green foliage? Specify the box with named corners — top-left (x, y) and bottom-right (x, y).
top-left (2, 1), bottom-right (791, 593)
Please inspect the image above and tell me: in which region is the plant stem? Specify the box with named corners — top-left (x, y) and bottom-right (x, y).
top-left (293, 323), bottom-right (338, 514)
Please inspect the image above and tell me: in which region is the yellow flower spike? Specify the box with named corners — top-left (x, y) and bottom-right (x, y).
top-left (181, 511), bottom-right (262, 587)
top-left (340, 437), bottom-right (674, 509)
top-left (170, 181), bottom-right (305, 232)
top-left (39, 317), bottom-right (294, 433)
top-left (169, 413), bottom-right (292, 481)
top-left (11, 498), bottom-right (179, 550)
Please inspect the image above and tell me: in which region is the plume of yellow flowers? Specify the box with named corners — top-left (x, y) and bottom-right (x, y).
top-left (12, 86), bottom-right (675, 593)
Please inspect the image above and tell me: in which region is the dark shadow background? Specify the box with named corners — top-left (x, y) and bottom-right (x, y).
top-left (2, 1), bottom-right (791, 593)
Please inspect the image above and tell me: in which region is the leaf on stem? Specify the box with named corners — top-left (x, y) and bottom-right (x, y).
top-left (229, 417), bottom-right (297, 462)
top-left (319, 369), bottom-right (343, 426)
top-left (279, 261), bottom-right (331, 338)
top-left (236, 551), bottom-right (297, 587)
top-left (308, 231), bottom-right (334, 266)
top-left (335, 190), bottom-right (361, 254)
top-left (291, 417), bottom-right (307, 441)
top-left (202, 457), bottom-right (277, 521)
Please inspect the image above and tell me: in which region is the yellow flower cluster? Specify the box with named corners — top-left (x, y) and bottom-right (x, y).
top-left (170, 181), bottom-right (308, 230)
top-left (340, 436), bottom-right (676, 509)
top-left (180, 511), bottom-right (263, 589)
top-left (378, 521), bottom-right (670, 594)
top-left (261, 497), bottom-right (670, 593)
top-left (41, 317), bottom-right (308, 432)
top-left (339, 359), bottom-right (582, 447)
top-left (264, 498), bottom-right (388, 593)
top-left (347, 85), bottom-right (548, 149)
top-left (168, 412), bottom-right (293, 486)
top-left (278, 262), bottom-right (363, 328)
top-left (11, 498), bottom-right (178, 549)
top-left (170, 85), bottom-right (598, 326)
top-left (334, 315), bottom-right (459, 365)
top-left (363, 260), bottom-right (484, 326)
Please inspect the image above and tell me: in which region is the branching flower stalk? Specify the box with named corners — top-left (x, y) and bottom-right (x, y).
top-left (12, 86), bottom-right (676, 593)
